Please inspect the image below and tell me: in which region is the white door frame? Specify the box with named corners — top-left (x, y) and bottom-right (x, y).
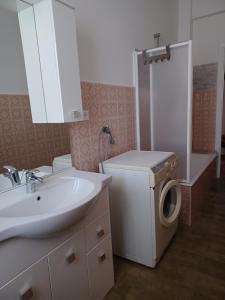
top-left (215, 44), bottom-right (225, 177)
top-left (133, 41), bottom-right (193, 182)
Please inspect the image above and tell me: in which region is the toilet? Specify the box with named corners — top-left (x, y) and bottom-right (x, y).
top-left (52, 154), bottom-right (73, 172)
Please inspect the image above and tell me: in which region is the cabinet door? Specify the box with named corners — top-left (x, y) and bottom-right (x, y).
top-left (85, 213), bottom-right (111, 252)
top-left (0, 258), bottom-right (51, 300)
top-left (33, 0), bottom-right (83, 123)
top-left (87, 236), bottom-right (114, 300)
top-left (18, 5), bottom-right (47, 123)
top-left (49, 230), bottom-right (89, 300)
top-left (18, 0), bottom-right (84, 123)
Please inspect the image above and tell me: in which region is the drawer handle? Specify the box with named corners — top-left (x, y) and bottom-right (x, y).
top-left (66, 252), bottom-right (76, 264)
top-left (20, 287), bottom-right (34, 300)
top-left (98, 251), bottom-right (106, 262)
top-left (96, 226), bottom-right (105, 238)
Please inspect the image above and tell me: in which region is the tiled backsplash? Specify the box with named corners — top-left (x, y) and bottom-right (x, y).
top-left (192, 88), bottom-right (217, 152)
top-left (193, 63), bottom-right (218, 91)
top-left (0, 73), bottom-right (215, 178)
top-left (69, 82), bottom-right (136, 171)
top-left (0, 82), bottom-right (136, 174)
top-left (0, 95), bottom-right (70, 171)
top-left (192, 63), bottom-right (217, 153)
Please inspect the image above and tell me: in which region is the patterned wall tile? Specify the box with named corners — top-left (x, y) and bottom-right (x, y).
top-left (0, 75), bottom-right (218, 224)
top-left (180, 159), bottom-right (216, 226)
top-left (0, 95), bottom-right (70, 171)
top-left (191, 160), bottom-right (216, 222)
top-left (192, 63), bottom-right (217, 153)
top-left (180, 185), bottom-right (192, 226)
top-left (0, 82), bottom-right (135, 174)
top-left (193, 63), bottom-right (218, 90)
top-left (192, 88), bottom-right (216, 152)
top-left (69, 82), bottom-right (136, 172)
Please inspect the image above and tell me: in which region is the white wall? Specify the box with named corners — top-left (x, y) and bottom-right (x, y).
top-left (178, 0), bottom-right (192, 42)
top-left (192, 12), bottom-right (225, 65)
top-left (0, 9), bottom-right (28, 94)
top-left (192, 0), bottom-right (225, 19)
top-left (178, 0), bottom-right (225, 65)
top-left (0, 0), bottom-right (178, 94)
top-left (73, 0), bottom-right (178, 86)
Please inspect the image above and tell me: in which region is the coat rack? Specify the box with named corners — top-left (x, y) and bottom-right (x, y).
top-left (142, 45), bottom-right (171, 65)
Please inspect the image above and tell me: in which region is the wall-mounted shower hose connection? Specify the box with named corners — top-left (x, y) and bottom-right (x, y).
top-left (98, 126), bottom-right (115, 173)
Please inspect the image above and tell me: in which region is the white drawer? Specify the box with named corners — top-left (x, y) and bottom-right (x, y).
top-left (87, 236), bottom-right (114, 300)
top-left (85, 213), bottom-right (111, 252)
top-left (48, 230), bottom-right (89, 300)
top-left (84, 188), bottom-right (109, 225)
top-left (0, 258), bottom-right (51, 300)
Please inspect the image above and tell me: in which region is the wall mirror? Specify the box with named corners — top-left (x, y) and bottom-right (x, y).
top-left (0, 0), bottom-right (71, 193)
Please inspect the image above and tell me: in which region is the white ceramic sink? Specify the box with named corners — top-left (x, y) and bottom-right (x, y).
top-left (0, 168), bottom-right (111, 242)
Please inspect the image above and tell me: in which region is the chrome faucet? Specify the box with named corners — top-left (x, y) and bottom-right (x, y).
top-left (3, 165), bottom-right (21, 187)
top-left (25, 170), bottom-right (43, 193)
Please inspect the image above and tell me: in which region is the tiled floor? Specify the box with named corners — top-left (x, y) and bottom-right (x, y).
top-left (105, 179), bottom-right (225, 300)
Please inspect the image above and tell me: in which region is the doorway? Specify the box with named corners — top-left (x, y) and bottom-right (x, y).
top-left (215, 46), bottom-right (225, 177)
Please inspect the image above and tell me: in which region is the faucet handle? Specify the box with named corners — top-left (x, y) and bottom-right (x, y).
top-left (31, 169), bottom-right (40, 174)
top-left (3, 165), bottom-right (17, 173)
top-left (34, 175), bottom-right (44, 183)
top-left (3, 165), bottom-right (21, 186)
top-left (25, 170), bottom-right (43, 183)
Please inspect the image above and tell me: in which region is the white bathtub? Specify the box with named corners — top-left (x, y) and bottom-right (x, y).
top-left (189, 152), bottom-right (217, 186)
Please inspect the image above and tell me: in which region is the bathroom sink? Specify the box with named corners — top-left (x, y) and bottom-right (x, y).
top-left (0, 168), bottom-right (111, 242)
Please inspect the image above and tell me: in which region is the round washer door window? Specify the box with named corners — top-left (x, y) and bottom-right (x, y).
top-left (159, 180), bottom-right (182, 227)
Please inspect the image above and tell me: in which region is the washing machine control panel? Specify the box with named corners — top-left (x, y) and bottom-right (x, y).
top-left (151, 155), bottom-right (178, 185)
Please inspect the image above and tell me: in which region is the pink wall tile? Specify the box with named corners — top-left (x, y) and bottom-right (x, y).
top-left (191, 160), bottom-right (216, 222)
top-left (180, 159), bottom-right (216, 226)
top-left (69, 82), bottom-right (136, 172)
top-left (192, 88), bottom-right (216, 153)
top-left (0, 79), bottom-right (218, 226)
top-left (0, 95), bottom-right (70, 171)
top-left (180, 186), bottom-right (192, 226)
top-left (1, 81), bottom-right (136, 174)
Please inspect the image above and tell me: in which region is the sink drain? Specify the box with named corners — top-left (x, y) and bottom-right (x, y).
top-left (36, 196), bottom-right (41, 201)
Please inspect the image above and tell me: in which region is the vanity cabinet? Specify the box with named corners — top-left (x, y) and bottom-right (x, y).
top-left (18, 0), bottom-right (88, 123)
top-left (0, 188), bottom-right (114, 300)
top-left (0, 258), bottom-right (51, 300)
top-left (85, 213), bottom-right (111, 252)
top-left (87, 236), bottom-right (114, 300)
top-left (48, 230), bottom-right (89, 300)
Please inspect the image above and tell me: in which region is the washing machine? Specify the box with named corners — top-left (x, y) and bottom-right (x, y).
top-left (102, 150), bottom-right (181, 268)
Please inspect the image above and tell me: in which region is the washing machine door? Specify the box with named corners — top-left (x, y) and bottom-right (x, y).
top-left (159, 179), bottom-right (182, 227)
